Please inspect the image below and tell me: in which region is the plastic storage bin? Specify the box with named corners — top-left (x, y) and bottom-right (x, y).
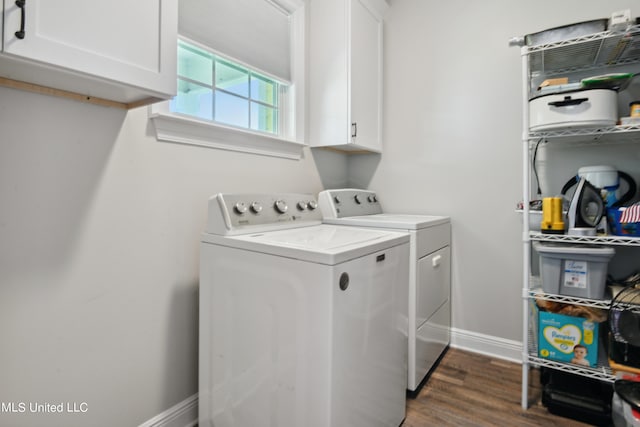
top-left (608, 208), bottom-right (640, 237)
top-left (533, 242), bottom-right (615, 299)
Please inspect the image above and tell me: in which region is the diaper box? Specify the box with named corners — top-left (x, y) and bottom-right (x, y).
top-left (538, 310), bottom-right (599, 367)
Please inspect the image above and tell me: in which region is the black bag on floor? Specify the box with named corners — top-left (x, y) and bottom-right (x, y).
top-left (540, 367), bottom-right (613, 426)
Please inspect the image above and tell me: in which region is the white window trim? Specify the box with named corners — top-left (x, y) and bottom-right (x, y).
top-left (149, 0), bottom-right (306, 160)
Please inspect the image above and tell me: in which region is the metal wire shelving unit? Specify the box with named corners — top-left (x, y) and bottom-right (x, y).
top-left (513, 22), bottom-right (640, 409)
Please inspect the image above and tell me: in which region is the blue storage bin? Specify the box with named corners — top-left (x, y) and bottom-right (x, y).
top-left (608, 208), bottom-right (640, 237)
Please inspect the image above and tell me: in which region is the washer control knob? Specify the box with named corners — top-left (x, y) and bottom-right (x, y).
top-left (297, 201), bottom-right (307, 211)
top-left (367, 194), bottom-right (377, 203)
top-left (354, 194), bottom-right (362, 204)
top-left (250, 202), bottom-right (263, 214)
top-left (333, 195), bottom-right (341, 204)
top-left (274, 200), bottom-right (288, 214)
top-left (307, 200), bottom-right (318, 210)
top-left (234, 202), bottom-right (248, 214)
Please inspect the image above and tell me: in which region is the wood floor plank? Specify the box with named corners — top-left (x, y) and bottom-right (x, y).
top-left (404, 348), bottom-right (594, 426)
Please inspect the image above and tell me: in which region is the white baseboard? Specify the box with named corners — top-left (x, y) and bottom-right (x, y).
top-left (450, 327), bottom-right (523, 364)
top-left (138, 393), bottom-right (198, 427)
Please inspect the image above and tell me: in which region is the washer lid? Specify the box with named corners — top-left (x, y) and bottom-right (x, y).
top-left (202, 224), bottom-right (409, 265)
top-left (323, 213), bottom-right (450, 230)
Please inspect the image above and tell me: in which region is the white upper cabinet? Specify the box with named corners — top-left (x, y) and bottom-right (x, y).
top-left (308, 0), bottom-right (387, 153)
top-left (1, 0), bottom-right (177, 107)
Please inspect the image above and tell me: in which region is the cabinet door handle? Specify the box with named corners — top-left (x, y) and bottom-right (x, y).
top-left (547, 96), bottom-right (588, 107)
top-left (14, 0), bottom-right (26, 40)
top-left (351, 122), bottom-right (357, 138)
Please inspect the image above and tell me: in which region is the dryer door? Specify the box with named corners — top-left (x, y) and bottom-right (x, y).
top-left (416, 246), bottom-right (451, 328)
top-left (414, 245), bottom-right (451, 386)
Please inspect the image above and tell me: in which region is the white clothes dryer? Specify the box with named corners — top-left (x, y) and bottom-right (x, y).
top-left (318, 188), bottom-right (451, 393)
top-left (199, 193), bottom-right (410, 427)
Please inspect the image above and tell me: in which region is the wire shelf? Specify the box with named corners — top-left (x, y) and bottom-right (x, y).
top-left (528, 355), bottom-right (615, 382)
top-left (530, 232), bottom-right (640, 246)
top-left (527, 287), bottom-right (612, 310)
top-left (528, 124), bottom-right (640, 145)
top-left (525, 25), bottom-right (640, 77)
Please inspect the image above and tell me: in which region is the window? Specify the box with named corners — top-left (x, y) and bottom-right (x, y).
top-left (149, 0), bottom-right (305, 160)
top-left (171, 40), bottom-right (282, 135)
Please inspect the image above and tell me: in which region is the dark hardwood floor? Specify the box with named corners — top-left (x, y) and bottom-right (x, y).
top-left (404, 348), bottom-right (593, 426)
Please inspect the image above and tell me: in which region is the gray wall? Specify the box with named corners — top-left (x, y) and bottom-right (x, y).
top-left (350, 0), bottom-right (639, 347)
top-left (0, 88), bottom-right (346, 427)
top-left (1, 1), bottom-right (639, 426)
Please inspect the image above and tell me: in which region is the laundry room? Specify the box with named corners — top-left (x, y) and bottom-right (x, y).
top-left (1, 1), bottom-right (640, 426)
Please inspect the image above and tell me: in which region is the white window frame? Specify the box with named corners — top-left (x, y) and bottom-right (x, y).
top-left (149, 0), bottom-right (306, 160)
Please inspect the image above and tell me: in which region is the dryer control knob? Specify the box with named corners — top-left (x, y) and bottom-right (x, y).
top-left (250, 202), bottom-right (263, 214)
top-left (307, 200), bottom-right (318, 210)
top-left (274, 200), bottom-right (288, 214)
top-left (297, 201), bottom-right (307, 211)
top-left (354, 194), bottom-right (362, 204)
top-left (234, 202), bottom-right (248, 214)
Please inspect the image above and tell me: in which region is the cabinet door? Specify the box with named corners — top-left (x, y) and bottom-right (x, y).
top-left (2, 0), bottom-right (176, 98)
top-left (349, 0), bottom-right (382, 152)
top-left (307, 0), bottom-right (349, 148)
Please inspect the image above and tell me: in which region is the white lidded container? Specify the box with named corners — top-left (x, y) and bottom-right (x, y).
top-left (529, 88), bottom-right (618, 131)
top-left (578, 165), bottom-right (619, 190)
top-left (533, 242), bottom-right (615, 299)
top-left (576, 165), bottom-right (626, 208)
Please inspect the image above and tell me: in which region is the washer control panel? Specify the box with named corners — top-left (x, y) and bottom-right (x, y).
top-left (318, 189), bottom-right (383, 218)
top-left (207, 193), bottom-right (322, 235)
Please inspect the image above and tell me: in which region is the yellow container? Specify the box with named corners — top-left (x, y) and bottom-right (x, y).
top-left (541, 197), bottom-right (564, 234)
top-left (630, 101), bottom-right (640, 118)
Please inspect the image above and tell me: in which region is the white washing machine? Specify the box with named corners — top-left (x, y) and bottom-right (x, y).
top-left (318, 188), bottom-right (451, 393)
top-left (199, 193), bottom-right (410, 427)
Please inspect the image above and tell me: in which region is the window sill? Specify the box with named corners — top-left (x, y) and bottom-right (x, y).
top-left (148, 104), bottom-right (306, 160)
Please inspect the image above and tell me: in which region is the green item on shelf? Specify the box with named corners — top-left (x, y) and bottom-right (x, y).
top-left (581, 73), bottom-right (636, 90)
